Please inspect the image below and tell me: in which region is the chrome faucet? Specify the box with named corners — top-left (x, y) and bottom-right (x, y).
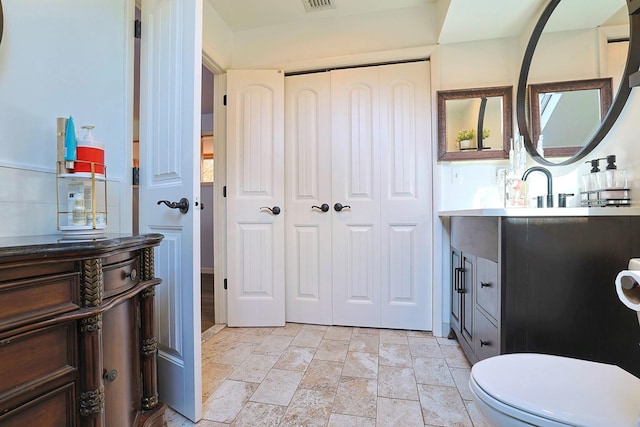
top-left (522, 166), bottom-right (553, 207)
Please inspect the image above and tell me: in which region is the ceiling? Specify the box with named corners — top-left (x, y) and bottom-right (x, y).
top-left (206, 0), bottom-right (548, 44)
top-left (207, 0), bottom-right (628, 44)
top-left (199, 0), bottom-right (628, 114)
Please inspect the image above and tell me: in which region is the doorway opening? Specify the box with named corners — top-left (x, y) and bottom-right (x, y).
top-left (200, 63), bottom-right (215, 333)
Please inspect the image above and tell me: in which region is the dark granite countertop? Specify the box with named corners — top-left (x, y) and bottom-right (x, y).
top-left (0, 233), bottom-right (164, 261)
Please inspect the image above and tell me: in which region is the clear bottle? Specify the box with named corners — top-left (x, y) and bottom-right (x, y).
top-left (72, 198), bottom-right (86, 226)
top-left (604, 155), bottom-right (627, 189)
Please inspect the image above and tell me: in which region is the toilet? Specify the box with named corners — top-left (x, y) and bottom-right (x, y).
top-left (469, 353), bottom-right (640, 426)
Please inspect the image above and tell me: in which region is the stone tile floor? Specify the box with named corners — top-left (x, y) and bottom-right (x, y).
top-left (165, 323), bottom-right (489, 426)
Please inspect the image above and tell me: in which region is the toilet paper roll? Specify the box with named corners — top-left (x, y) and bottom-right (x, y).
top-left (616, 270), bottom-right (640, 310)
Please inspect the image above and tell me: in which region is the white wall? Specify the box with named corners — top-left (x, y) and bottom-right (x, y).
top-left (0, 0), bottom-right (133, 237)
top-left (202, 1), bottom-right (233, 69)
top-left (228, 5), bottom-right (438, 70)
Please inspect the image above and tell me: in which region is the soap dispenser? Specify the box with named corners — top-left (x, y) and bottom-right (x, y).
top-left (604, 155), bottom-right (627, 189)
top-left (581, 159), bottom-right (600, 192)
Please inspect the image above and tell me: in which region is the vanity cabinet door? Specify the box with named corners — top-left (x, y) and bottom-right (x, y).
top-left (450, 249), bottom-right (462, 332)
top-left (460, 254), bottom-right (474, 344)
top-left (102, 297), bottom-right (141, 427)
top-left (450, 248), bottom-right (474, 348)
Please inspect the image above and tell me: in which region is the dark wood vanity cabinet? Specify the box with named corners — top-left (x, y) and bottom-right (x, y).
top-left (450, 217), bottom-right (500, 363)
top-left (450, 215), bottom-right (640, 378)
top-left (0, 234), bottom-right (166, 426)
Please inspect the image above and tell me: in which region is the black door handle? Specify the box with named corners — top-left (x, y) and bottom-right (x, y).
top-left (260, 206), bottom-right (281, 215)
top-left (334, 203), bottom-right (351, 212)
top-left (157, 198), bottom-right (189, 214)
top-left (312, 203), bottom-right (330, 212)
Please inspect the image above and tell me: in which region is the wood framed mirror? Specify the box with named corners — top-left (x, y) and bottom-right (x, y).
top-left (437, 86), bottom-right (512, 161)
top-left (529, 77), bottom-right (613, 158)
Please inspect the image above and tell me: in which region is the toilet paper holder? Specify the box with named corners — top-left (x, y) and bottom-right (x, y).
top-left (615, 259), bottom-right (640, 325)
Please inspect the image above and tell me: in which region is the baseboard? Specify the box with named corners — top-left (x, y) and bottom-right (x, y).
top-left (201, 267), bottom-right (214, 275)
top-left (440, 321), bottom-right (451, 339)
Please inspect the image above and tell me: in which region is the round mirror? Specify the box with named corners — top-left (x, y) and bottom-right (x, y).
top-left (0, 1), bottom-right (3, 46)
top-left (517, 0), bottom-right (640, 166)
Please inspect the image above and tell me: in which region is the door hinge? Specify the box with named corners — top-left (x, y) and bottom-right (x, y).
top-left (134, 20), bottom-right (142, 39)
top-left (223, 186), bottom-right (227, 197)
top-left (224, 278), bottom-right (227, 290)
top-left (223, 94), bottom-right (227, 106)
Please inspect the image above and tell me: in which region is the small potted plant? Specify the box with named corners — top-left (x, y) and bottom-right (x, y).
top-left (456, 129), bottom-right (475, 149)
top-left (482, 129), bottom-right (490, 139)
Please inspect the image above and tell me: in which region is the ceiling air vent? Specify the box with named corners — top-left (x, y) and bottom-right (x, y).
top-left (302, 0), bottom-right (335, 13)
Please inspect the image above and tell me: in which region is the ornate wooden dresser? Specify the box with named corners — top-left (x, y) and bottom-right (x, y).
top-left (0, 233), bottom-right (166, 426)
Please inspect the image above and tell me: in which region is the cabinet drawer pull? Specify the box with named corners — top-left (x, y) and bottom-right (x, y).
top-left (103, 369), bottom-right (118, 382)
top-left (124, 268), bottom-right (137, 281)
top-left (480, 281), bottom-right (491, 288)
top-left (479, 340), bottom-right (490, 347)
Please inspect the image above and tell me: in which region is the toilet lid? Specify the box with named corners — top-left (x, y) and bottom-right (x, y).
top-left (471, 353), bottom-right (640, 426)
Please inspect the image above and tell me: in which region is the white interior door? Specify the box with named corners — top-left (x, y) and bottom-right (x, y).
top-left (284, 72), bottom-right (333, 325)
top-left (226, 70), bottom-right (286, 327)
top-left (138, 0), bottom-right (202, 421)
top-left (331, 66), bottom-right (382, 327)
top-left (379, 62), bottom-right (432, 330)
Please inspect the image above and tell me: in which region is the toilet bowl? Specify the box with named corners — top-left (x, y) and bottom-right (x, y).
top-left (469, 353), bottom-right (640, 427)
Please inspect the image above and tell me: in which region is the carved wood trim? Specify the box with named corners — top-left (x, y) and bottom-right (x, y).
top-left (79, 314), bottom-right (103, 333)
top-left (81, 259), bottom-right (104, 307)
top-left (79, 385), bottom-right (105, 417)
top-left (142, 337), bottom-right (158, 356)
top-left (142, 395), bottom-right (159, 411)
top-left (141, 248), bottom-right (155, 281)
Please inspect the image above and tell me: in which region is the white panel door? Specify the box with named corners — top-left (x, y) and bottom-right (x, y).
top-left (379, 62), bottom-right (432, 330)
top-left (139, 0), bottom-right (202, 421)
top-left (284, 72), bottom-right (333, 325)
top-left (226, 70), bottom-right (285, 327)
top-left (331, 67), bottom-right (382, 327)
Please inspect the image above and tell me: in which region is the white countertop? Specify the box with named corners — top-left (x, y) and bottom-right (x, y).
top-left (438, 207), bottom-right (640, 217)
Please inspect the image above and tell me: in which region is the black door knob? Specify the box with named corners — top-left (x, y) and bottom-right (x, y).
top-left (157, 198), bottom-right (189, 214)
top-left (260, 206), bottom-right (281, 215)
top-left (312, 203), bottom-right (330, 212)
top-left (334, 203), bottom-right (351, 212)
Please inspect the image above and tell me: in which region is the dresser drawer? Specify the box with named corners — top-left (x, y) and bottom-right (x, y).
top-left (0, 382), bottom-right (77, 427)
top-left (0, 274), bottom-right (79, 331)
top-left (103, 256), bottom-right (140, 297)
top-left (0, 322), bottom-right (76, 399)
top-left (474, 308), bottom-right (500, 360)
top-left (476, 257), bottom-right (498, 321)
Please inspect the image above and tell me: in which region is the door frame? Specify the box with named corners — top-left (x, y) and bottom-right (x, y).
top-left (203, 53), bottom-right (228, 325)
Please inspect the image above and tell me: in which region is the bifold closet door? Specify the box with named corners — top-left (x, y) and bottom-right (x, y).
top-left (378, 62), bottom-right (432, 330)
top-left (331, 66), bottom-right (383, 327)
top-left (331, 62), bottom-right (432, 330)
top-left (284, 72), bottom-right (333, 324)
top-left (284, 61), bottom-right (433, 330)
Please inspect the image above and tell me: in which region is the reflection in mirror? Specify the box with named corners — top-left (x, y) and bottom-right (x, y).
top-left (437, 86), bottom-right (512, 161)
top-left (529, 78), bottom-right (612, 158)
top-left (0, 1), bottom-right (3, 46)
top-left (516, 0), bottom-right (639, 166)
